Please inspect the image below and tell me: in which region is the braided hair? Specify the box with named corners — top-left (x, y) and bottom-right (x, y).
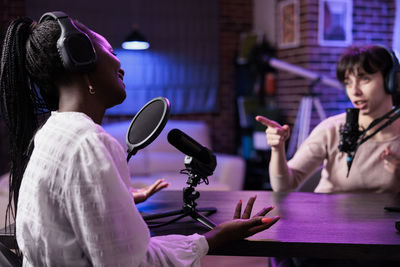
top-left (0, 17), bottom-right (68, 231)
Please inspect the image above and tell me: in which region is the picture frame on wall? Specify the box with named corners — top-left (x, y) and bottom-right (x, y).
top-left (318, 0), bottom-right (353, 46)
top-left (278, 0), bottom-right (300, 49)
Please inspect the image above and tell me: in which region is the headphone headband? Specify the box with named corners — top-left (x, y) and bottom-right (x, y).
top-left (39, 11), bottom-right (97, 72)
top-left (39, 11), bottom-right (68, 22)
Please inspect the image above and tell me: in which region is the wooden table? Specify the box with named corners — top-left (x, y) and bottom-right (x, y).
top-left (137, 190), bottom-right (400, 260)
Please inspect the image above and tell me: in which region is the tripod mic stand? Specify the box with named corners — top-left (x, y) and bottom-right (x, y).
top-left (287, 78), bottom-right (327, 158)
top-left (142, 168), bottom-right (217, 230)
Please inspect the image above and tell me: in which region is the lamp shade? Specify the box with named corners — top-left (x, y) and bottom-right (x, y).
top-left (122, 26), bottom-right (150, 50)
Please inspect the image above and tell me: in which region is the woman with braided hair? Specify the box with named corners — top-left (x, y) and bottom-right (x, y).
top-left (0, 12), bottom-right (279, 266)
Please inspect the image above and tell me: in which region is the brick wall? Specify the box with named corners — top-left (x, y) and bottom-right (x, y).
top-left (275, 0), bottom-right (395, 131)
top-left (207, 0), bottom-right (395, 154)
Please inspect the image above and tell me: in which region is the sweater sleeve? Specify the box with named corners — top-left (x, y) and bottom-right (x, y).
top-left (64, 130), bottom-right (208, 266)
top-left (269, 116), bottom-right (339, 191)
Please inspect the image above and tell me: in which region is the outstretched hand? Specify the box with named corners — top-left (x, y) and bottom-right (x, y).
top-left (131, 178), bottom-right (170, 204)
top-left (204, 195), bottom-right (280, 251)
top-left (255, 115), bottom-right (290, 151)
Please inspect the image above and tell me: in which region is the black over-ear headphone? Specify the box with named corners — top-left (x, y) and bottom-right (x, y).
top-left (382, 46), bottom-right (400, 95)
top-left (39, 11), bottom-right (97, 72)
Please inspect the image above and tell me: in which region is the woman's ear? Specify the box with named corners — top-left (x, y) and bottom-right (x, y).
top-left (84, 74), bottom-right (95, 95)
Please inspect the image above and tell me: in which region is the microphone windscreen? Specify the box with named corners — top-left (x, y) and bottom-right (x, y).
top-left (345, 108), bottom-right (359, 131)
top-left (339, 108), bottom-right (360, 154)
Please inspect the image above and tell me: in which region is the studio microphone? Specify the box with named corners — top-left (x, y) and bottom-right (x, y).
top-left (167, 129), bottom-right (212, 164)
top-left (338, 108), bottom-right (361, 176)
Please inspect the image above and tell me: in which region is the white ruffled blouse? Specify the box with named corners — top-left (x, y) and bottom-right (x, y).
top-left (16, 112), bottom-right (208, 267)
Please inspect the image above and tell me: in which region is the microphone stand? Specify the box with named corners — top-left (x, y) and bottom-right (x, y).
top-left (351, 106), bottom-right (400, 216)
top-left (267, 57), bottom-right (343, 90)
top-left (287, 77), bottom-right (327, 158)
top-left (346, 106), bottom-right (400, 176)
top-left (142, 158), bottom-right (217, 230)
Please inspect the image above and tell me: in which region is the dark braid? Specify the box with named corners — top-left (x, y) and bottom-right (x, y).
top-left (0, 17), bottom-right (67, 233)
top-left (1, 17), bottom-right (38, 233)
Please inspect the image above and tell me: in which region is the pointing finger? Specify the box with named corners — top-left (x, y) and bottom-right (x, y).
top-left (255, 115), bottom-right (282, 129)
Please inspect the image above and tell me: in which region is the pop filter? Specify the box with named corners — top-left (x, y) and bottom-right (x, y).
top-left (126, 97), bottom-right (170, 161)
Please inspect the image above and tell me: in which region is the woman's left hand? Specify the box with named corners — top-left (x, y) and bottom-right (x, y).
top-left (131, 178), bottom-right (170, 204)
top-left (203, 195), bottom-right (279, 251)
top-left (380, 146), bottom-right (400, 175)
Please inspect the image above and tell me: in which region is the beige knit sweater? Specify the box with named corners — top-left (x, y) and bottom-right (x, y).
top-left (270, 113), bottom-right (400, 193)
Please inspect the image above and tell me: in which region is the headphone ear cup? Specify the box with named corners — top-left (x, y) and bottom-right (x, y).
top-left (57, 29), bottom-right (97, 72)
top-left (385, 67), bottom-right (394, 94)
top-left (385, 50), bottom-right (400, 95)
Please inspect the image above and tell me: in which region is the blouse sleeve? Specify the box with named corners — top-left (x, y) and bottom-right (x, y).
top-left (63, 131), bottom-right (208, 266)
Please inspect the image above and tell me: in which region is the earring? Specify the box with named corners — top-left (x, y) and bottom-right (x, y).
top-left (88, 85), bottom-right (95, 95)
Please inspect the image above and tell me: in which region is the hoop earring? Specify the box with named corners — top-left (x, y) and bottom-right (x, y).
top-left (88, 85), bottom-right (95, 95)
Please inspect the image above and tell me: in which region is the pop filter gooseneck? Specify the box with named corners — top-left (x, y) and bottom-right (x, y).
top-left (126, 97), bottom-right (170, 162)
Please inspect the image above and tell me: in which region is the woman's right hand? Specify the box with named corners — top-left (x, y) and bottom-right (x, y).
top-left (203, 195), bottom-right (280, 251)
top-left (255, 115), bottom-right (290, 151)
